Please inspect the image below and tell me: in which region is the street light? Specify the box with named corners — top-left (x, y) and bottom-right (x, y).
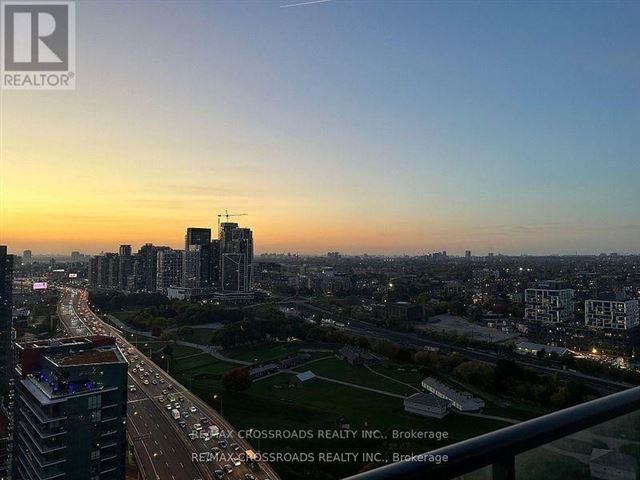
top-left (213, 394), bottom-right (222, 415)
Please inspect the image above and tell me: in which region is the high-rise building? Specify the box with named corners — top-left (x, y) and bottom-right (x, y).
top-left (106, 253), bottom-right (119, 289)
top-left (585, 299), bottom-right (639, 330)
top-left (220, 223), bottom-right (253, 293)
top-left (185, 228), bottom-right (211, 249)
top-left (183, 228), bottom-right (213, 289)
top-left (137, 244), bottom-right (169, 292)
top-left (157, 249), bottom-right (183, 293)
top-left (525, 281), bottom-right (575, 323)
top-left (96, 255), bottom-right (110, 288)
top-left (70, 251), bottom-right (82, 264)
top-left (465, 250), bottom-right (472, 259)
top-left (117, 245), bottom-right (132, 291)
top-left (88, 256), bottom-right (99, 288)
top-left (0, 246), bottom-right (14, 396)
top-left (21, 250), bottom-right (32, 266)
top-left (12, 336), bottom-right (128, 480)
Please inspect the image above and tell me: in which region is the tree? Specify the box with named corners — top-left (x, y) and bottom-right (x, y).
top-left (222, 367), bottom-right (252, 392)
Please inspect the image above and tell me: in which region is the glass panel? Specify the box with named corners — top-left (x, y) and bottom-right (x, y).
top-left (515, 408), bottom-right (640, 480)
top-left (456, 465), bottom-right (493, 479)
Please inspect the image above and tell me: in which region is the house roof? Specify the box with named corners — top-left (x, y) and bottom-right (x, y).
top-left (296, 371), bottom-right (316, 382)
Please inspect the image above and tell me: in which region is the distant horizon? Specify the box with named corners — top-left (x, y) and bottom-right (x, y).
top-left (7, 246), bottom-right (639, 259)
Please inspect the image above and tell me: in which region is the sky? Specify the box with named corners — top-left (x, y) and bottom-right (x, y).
top-left (1, 0), bottom-right (639, 256)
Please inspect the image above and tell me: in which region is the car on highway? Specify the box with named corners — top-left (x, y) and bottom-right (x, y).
top-left (231, 442), bottom-right (241, 452)
top-left (223, 464), bottom-right (233, 474)
top-left (143, 380), bottom-right (149, 385)
top-left (231, 456), bottom-right (241, 466)
top-left (181, 411), bottom-right (189, 418)
top-left (152, 380), bottom-right (157, 385)
top-left (193, 423), bottom-right (203, 431)
top-left (244, 474), bottom-right (256, 480)
top-left (165, 404), bottom-right (173, 411)
top-left (214, 470), bottom-right (224, 479)
top-left (129, 386), bottom-right (136, 392)
top-left (159, 378), bottom-right (165, 384)
top-left (218, 440), bottom-right (228, 449)
top-left (158, 396), bottom-right (164, 402)
top-left (189, 406), bottom-right (197, 413)
top-left (179, 420), bottom-right (186, 428)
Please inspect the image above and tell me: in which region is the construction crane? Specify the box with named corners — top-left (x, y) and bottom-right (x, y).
top-left (217, 210), bottom-right (248, 229)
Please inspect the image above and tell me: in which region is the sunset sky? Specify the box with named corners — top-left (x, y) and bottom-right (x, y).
top-left (1, 0), bottom-right (638, 256)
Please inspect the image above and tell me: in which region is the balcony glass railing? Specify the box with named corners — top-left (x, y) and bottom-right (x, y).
top-left (344, 386), bottom-right (640, 480)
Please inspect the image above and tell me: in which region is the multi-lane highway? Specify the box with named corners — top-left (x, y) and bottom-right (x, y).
top-left (58, 287), bottom-right (279, 480)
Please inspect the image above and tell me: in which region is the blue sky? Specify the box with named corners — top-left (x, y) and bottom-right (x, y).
top-left (2, 0), bottom-right (639, 254)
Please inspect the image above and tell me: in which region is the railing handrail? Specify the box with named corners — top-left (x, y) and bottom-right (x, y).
top-left (344, 385), bottom-right (640, 480)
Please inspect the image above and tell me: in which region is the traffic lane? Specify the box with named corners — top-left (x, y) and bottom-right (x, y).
top-left (126, 369), bottom-right (214, 480)
top-left (133, 368), bottom-right (251, 477)
top-left (125, 343), bottom-right (266, 478)
top-left (129, 400), bottom-right (203, 480)
top-left (127, 370), bottom-right (214, 480)
top-left (80, 310), bottom-right (211, 479)
top-left (75, 290), bottom-right (277, 479)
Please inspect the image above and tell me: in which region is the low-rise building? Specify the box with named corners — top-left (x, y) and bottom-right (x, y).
top-left (338, 347), bottom-right (380, 366)
top-left (515, 341), bottom-right (572, 358)
top-left (421, 377), bottom-right (485, 412)
top-left (403, 392), bottom-right (449, 419)
top-left (372, 302), bottom-right (422, 322)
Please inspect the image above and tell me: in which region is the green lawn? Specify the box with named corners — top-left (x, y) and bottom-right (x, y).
top-left (177, 328), bottom-right (219, 345)
top-left (223, 341), bottom-right (336, 363)
top-left (170, 342), bottom-right (520, 480)
top-left (171, 353), bottom-right (237, 376)
top-left (297, 357), bottom-right (417, 396)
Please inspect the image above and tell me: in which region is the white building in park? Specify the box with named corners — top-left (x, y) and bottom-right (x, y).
top-left (421, 377), bottom-right (485, 412)
top-left (404, 392), bottom-right (450, 419)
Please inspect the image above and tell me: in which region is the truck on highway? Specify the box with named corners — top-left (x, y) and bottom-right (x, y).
top-left (171, 409), bottom-right (181, 420)
top-left (207, 425), bottom-right (220, 438)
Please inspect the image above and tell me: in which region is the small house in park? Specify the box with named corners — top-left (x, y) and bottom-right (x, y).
top-left (293, 370), bottom-right (316, 385)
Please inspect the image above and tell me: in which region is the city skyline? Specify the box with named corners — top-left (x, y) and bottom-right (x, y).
top-left (1, 1), bottom-right (639, 256)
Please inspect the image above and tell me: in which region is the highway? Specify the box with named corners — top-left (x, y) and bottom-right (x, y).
top-left (58, 287), bottom-right (279, 480)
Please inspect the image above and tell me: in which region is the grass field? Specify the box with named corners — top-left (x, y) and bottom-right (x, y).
top-left (177, 327), bottom-right (219, 345)
top-left (297, 357), bottom-right (418, 396)
top-left (171, 353), bottom-right (238, 376)
top-left (223, 341), bottom-right (337, 363)
top-left (164, 341), bottom-right (533, 479)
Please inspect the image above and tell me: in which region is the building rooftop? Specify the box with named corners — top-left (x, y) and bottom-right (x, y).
top-left (404, 392), bottom-right (450, 410)
top-left (296, 371), bottom-right (316, 382)
top-left (54, 348), bottom-right (120, 366)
